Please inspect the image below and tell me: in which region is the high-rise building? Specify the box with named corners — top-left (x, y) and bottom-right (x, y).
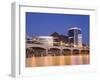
top-left (68, 27), bottom-right (82, 48)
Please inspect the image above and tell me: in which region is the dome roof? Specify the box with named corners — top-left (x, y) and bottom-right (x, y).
top-left (68, 27), bottom-right (81, 31)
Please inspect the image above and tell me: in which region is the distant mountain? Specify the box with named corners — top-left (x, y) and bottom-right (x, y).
top-left (50, 32), bottom-right (68, 43)
top-left (50, 32), bottom-right (60, 37)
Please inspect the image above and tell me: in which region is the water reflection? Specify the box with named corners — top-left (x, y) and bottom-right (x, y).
top-left (26, 47), bottom-right (89, 67)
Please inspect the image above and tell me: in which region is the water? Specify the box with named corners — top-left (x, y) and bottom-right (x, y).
top-left (26, 54), bottom-right (90, 67)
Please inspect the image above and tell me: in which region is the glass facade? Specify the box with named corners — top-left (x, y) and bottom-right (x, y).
top-left (68, 27), bottom-right (82, 47)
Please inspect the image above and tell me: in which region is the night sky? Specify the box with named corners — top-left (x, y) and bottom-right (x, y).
top-left (26, 12), bottom-right (90, 44)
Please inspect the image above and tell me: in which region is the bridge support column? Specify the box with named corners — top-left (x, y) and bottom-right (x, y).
top-left (44, 49), bottom-right (49, 66)
top-left (59, 49), bottom-right (65, 65)
top-left (70, 49), bottom-right (73, 55)
top-left (79, 49), bottom-right (83, 64)
top-left (60, 49), bottom-right (63, 55)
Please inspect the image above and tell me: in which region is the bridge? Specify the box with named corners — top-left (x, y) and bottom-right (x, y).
top-left (26, 43), bottom-right (89, 57)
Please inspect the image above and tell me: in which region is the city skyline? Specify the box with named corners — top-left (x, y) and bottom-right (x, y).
top-left (26, 12), bottom-right (90, 44)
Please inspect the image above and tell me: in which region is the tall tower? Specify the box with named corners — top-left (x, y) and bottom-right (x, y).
top-left (68, 27), bottom-right (82, 48)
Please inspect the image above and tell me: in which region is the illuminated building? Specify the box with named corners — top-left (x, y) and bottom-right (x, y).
top-left (68, 27), bottom-right (82, 48)
top-left (32, 36), bottom-right (53, 46)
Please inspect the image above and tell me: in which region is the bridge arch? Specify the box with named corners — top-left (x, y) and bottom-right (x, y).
top-left (26, 47), bottom-right (34, 58)
top-left (62, 49), bottom-right (71, 56)
top-left (48, 48), bottom-right (60, 56)
top-left (30, 47), bottom-right (46, 57)
top-left (81, 50), bottom-right (89, 54)
top-left (73, 49), bottom-right (79, 55)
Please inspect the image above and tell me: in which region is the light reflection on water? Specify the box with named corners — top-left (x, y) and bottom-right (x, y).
top-left (26, 54), bottom-right (90, 67)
